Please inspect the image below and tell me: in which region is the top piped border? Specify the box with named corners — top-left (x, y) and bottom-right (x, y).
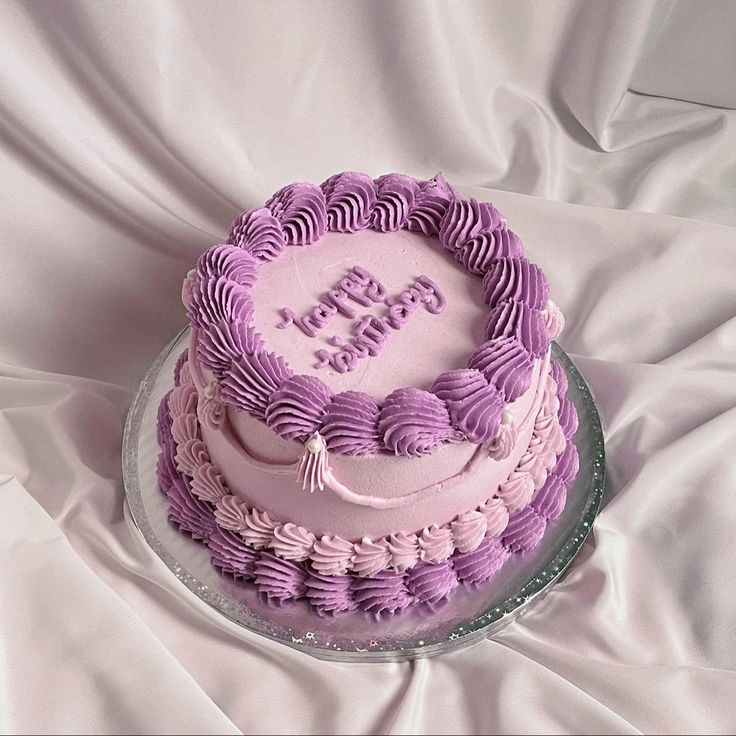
top-left (182, 172), bottom-right (564, 458)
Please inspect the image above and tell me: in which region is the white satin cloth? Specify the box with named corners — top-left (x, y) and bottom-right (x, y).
top-left (1, 1), bottom-right (735, 733)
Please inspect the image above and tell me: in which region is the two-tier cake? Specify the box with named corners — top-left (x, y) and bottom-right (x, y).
top-left (156, 172), bottom-right (579, 616)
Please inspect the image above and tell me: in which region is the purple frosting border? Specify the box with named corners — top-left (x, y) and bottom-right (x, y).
top-left (186, 172), bottom-right (556, 458)
top-left (157, 356), bottom-right (579, 617)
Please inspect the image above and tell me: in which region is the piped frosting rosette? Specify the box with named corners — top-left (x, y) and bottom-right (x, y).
top-left (156, 353), bottom-right (579, 616)
top-left (183, 171), bottom-right (562, 458)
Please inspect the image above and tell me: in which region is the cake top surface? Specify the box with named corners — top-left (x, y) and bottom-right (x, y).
top-left (183, 171), bottom-right (562, 458)
top-left (251, 228), bottom-right (487, 396)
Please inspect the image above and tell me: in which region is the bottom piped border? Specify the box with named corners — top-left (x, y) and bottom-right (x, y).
top-left (155, 353), bottom-right (579, 617)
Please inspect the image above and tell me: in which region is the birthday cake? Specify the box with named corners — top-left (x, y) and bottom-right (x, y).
top-left (156, 172), bottom-right (579, 616)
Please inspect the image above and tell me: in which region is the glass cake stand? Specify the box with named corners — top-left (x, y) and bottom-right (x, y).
top-left (122, 328), bottom-right (605, 662)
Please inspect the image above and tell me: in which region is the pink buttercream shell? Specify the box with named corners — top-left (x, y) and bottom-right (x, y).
top-left (450, 510), bottom-right (488, 553)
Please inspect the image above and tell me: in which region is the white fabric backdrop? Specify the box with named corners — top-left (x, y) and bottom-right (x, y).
top-left (1, 1), bottom-right (735, 733)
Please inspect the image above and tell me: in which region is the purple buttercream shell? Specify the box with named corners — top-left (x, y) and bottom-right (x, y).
top-left (466, 337), bottom-right (535, 402)
top-left (431, 369), bottom-right (504, 443)
top-left (157, 438), bottom-right (179, 493)
top-left (208, 528), bottom-right (258, 580)
top-left (188, 275), bottom-right (254, 329)
top-left (482, 257), bottom-right (549, 310)
top-left (304, 571), bottom-right (357, 615)
top-left (266, 182), bottom-right (327, 246)
top-left (453, 228), bottom-right (524, 276)
top-left (321, 171), bottom-right (377, 232)
top-left (484, 299), bottom-right (550, 357)
top-left (407, 173), bottom-right (456, 236)
top-left (452, 536), bottom-right (510, 585)
top-left (494, 228), bottom-right (524, 258)
top-left (554, 441), bottom-right (579, 484)
top-left (198, 244), bottom-right (258, 287)
top-left (322, 390), bottom-right (383, 455)
top-left (405, 560), bottom-right (458, 605)
top-left (156, 389), bottom-right (173, 447)
top-left (166, 475), bottom-right (216, 542)
top-left (265, 374), bottom-right (334, 441)
top-left (439, 197), bottom-right (504, 253)
top-left (549, 359), bottom-right (568, 395)
top-left (220, 350), bottom-right (293, 419)
top-left (371, 173), bottom-right (419, 231)
top-left (379, 387), bottom-right (458, 457)
top-left (532, 474), bottom-right (567, 520)
top-left (253, 552), bottom-right (308, 604)
top-left (197, 319), bottom-right (263, 376)
top-left (227, 207), bottom-right (286, 263)
top-left (173, 351), bottom-right (188, 387)
top-left (558, 397), bottom-right (578, 439)
top-left (351, 569), bottom-right (412, 615)
top-left (502, 507), bottom-right (546, 553)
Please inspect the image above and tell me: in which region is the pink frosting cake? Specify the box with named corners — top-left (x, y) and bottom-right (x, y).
top-left (156, 172), bottom-right (580, 616)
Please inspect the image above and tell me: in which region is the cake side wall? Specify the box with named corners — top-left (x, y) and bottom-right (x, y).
top-left (188, 330), bottom-right (549, 541)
